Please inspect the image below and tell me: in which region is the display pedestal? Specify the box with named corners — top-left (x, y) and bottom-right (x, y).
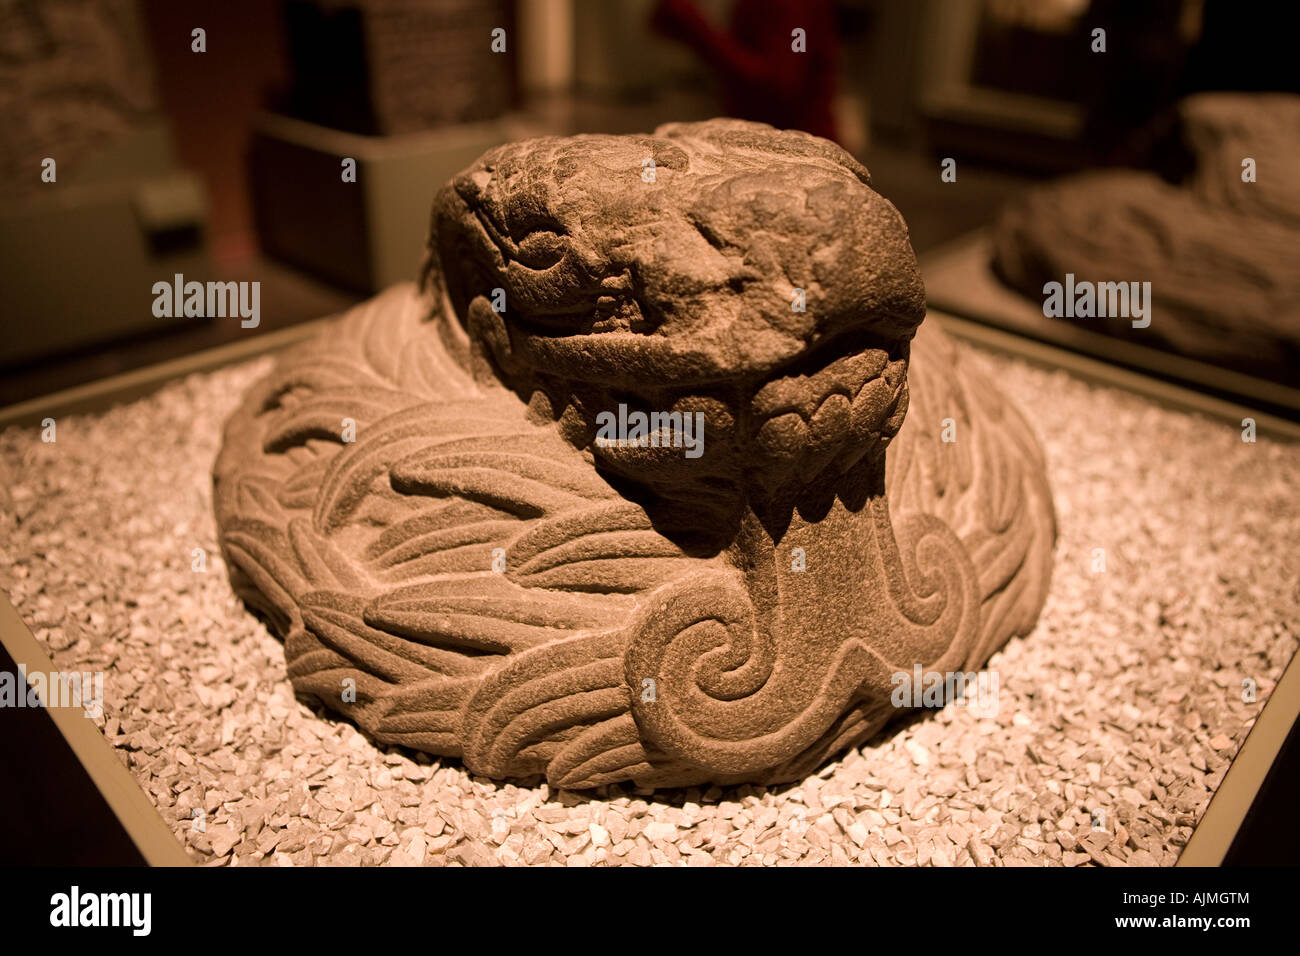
top-left (249, 112), bottom-right (542, 293)
top-left (0, 123), bottom-right (209, 368)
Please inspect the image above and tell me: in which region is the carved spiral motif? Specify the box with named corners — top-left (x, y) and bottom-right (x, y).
top-left (623, 497), bottom-right (983, 779)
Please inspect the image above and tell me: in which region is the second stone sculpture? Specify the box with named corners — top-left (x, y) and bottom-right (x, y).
top-left (214, 120), bottom-right (1056, 789)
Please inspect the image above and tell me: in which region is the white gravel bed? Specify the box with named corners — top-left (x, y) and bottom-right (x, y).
top-left (1, 340), bottom-right (1296, 866)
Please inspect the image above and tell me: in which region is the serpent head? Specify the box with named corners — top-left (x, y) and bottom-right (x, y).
top-left (430, 120), bottom-right (925, 540)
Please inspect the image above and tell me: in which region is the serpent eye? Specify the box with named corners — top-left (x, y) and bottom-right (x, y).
top-left (514, 229), bottom-right (567, 270)
top-left (504, 230), bottom-right (561, 274)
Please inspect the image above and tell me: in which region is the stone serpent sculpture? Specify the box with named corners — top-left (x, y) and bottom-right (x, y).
top-left (214, 119), bottom-right (1055, 789)
top-left (993, 93), bottom-right (1300, 378)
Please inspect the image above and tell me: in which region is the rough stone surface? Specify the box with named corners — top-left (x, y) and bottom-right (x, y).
top-left (0, 0), bottom-right (158, 198)
top-left (992, 93), bottom-right (1300, 378)
top-left (213, 120), bottom-right (1056, 789)
top-left (2, 344), bottom-right (1294, 866)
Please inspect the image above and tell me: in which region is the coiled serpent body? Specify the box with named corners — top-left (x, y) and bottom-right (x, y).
top-left (214, 120), bottom-right (1055, 788)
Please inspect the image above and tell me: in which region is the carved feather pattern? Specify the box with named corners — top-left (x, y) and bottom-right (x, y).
top-left (215, 286), bottom-right (706, 784)
top-left (888, 323), bottom-right (1056, 665)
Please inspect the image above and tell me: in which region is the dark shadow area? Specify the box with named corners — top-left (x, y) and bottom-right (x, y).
top-left (0, 639), bottom-right (146, 866)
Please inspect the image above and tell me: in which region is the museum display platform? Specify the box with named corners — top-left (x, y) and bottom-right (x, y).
top-left (2, 308), bottom-right (1295, 866)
